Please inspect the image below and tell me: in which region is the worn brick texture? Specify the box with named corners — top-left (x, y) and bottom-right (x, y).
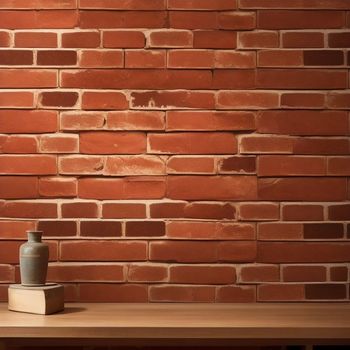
top-left (0, 0), bottom-right (349, 303)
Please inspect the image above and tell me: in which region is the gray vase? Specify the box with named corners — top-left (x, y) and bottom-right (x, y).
top-left (20, 231), bottom-right (49, 286)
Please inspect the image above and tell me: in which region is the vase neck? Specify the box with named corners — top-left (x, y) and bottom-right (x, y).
top-left (27, 231), bottom-right (43, 243)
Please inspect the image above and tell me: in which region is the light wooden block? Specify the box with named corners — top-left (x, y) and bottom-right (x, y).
top-left (8, 284), bottom-right (64, 315)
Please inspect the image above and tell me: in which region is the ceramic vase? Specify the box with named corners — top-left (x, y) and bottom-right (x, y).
top-left (20, 231), bottom-right (49, 286)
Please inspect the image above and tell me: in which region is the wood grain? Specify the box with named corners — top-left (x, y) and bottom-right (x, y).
top-left (0, 303), bottom-right (349, 345)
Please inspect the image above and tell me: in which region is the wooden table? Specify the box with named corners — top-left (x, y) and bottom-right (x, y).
top-left (0, 303), bottom-right (349, 348)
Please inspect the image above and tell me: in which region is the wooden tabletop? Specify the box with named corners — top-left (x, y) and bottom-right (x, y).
top-left (0, 303), bottom-right (349, 345)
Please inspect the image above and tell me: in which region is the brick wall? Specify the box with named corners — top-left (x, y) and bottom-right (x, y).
top-left (0, 0), bottom-right (349, 303)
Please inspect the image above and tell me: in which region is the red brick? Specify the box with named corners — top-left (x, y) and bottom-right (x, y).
top-left (61, 202), bottom-right (99, 218)
top-left (217, 91), bottom-right (279, 109)
top-left (0, 202), bottom-right (57, 218)
top-left (80, 221), bottom-right (122, 237)
top-left (168, 0), bottom-right (236, 10)
top-left (150, 285), bottom-right (215, 302)
top-left (166, 111), bottom-right (256, 131)
top-left (168, 175), bottom-right (257, 200)
top-left (105, 155), bottom-right (165, 176)
top-left (258, 222), bottom-right (303, 240)
top-left (149, 30), bottom-right (192, 47)
top-left (60, 240), bottom-right (147, 261)
top-left (185, 202), bottom-right (236, 219)
top-left (240, 0), bottom-right (350, 9)
top-left (60, 112), bottom-right (105, 130)
top-left (0, 155), bottom-right (56, 175)
top-left (238, 31), bottom-right (279, 48)
top-left (40, 134), bottom-right (78, 153)
top-left (80, 10), bottom-right (167, 29)
top-left (240, 265), bottom-right (279, 282)
top-left (258, 156), bottom-right (326, 176)
top-left (328, 92), bottom-right (350, 109)
top-left (60, 156), bottom-right (104, 175)
top-left (169, 265), bottom-right (235, 284)
top-left (0, 265), bottom-right (15, 283)
top-left (107, 111), bottom-right (165, 130)
top-left (283, 266), bottom-right (327, 282)
top-left (218, 11), bottom-right (255, 30)
top-left (79, 0), bottom-right (165, 10)
top-left (328, 157), bottom-right (350, 175)
top-left (0, 176), bottom-right (38, 199)
top-left (38, 221), bottom-right (77, 236)
top-left (125, 221), bottom-right (165, 237)
top-left (240, 136), bottom-right (294, 154)
top-left (258, 284), bottom-right (304, 301)
top-left (239, 203), bottom-right (279, 221)
top-left (80, 131), bottom-right (146, 154)
top-left (305, 284), bottom-right (347, 300)
top-left (168, 50), bottom-right (214, 69)
top-left (150, 241), bottom-right (218, 263)
top-left (214, 51), bottom-right (256, 68)
top-left (169, 11), bottom-right (218, 29)
top-left (0, 92), bottom-right (34, 109)
top-left (0, 135), bottom-right (37, 153)
top-left (257, 110), bottom-right (348, 136)
top-left (304, 223), bottom-right (344, 239)
top-left (80, 284), bottom-right (148, 302)
top-left (82, 91), bottom-right (128, 110)
top-left (281, 93), bottom-right (325, 109)
top-left (293, 138), bottom-right (350, 155)
top-left (0, 220), bottom-right (36, 239)
top-left (282, 204), bottom-right (324, 221)
top-left (329, 204), bottom-right (350, 220)
top-left (0, 31), bottom-right (11, 47)
top-left (258, 178), bottom-right (347, 201)
top-left (62, 31), bottom-right (100, 48)
top-left (37, 50), bottom-right (77, 65)
top-left (213, 70), bottom-right (256, 89)
top-left (0, 50), bottom-right (33, 65)
top-left (39, 91), bottom-right (78, 108)
top-left (39, 177), bottom-right (77, 197)
top-left (0, 10), bottom-right (78, 29)
top-left (218, 156), bottom-right (256, 174)
top-left (328, 32), bottom-right (350, 47)
top-left (47, 263), bottom-right (125, 283)
top-left (304, 50), bottom-right (344, 66)
top-left (257, 69), bottom-right (347, 89)
top-left (0, 0), bottom-right (77, 9)
top-left (103, 30), bottom-right (145, 48)
top-left (15, 32), bottom-right (57, 47)
top-left (167, 156), bottom-right (215, 174)
top-left (125, 50), bottom-right (165, 68)
top-left (258, 242), bottom-right (350, 263)
top-left (218, 241), bottom-right (257, 262)
top-left (149, 132), bottom-right (236, 154)
top-left (258, 50), bottom-right (303, 67)
top-left (194, 30), bottom-right (236, 49)
top-left (79, 49), bottom-right (123, 68)
top-left (166, 221), bottom-right (255, 240)
top-left (217, 286), bottom-right (256, 302)
top-left (128, 264), bottom-right (167, 282)
top-left (150, 202), bottom-right (186, 218)
top-left (0, 69), bottom-right (57, 88)
top-left (282, 32), bottom-right (324, 48)
top-left (258, 10), bottom-right (344, 29)
top-left (132, 90), bottom-right (214, 109)
top-left (330, 266), bottom-right (348, 281)
top-left (103, 203), bottom-right (146, 219)
top-left (61, 69), bottom-right (212, 89)
top-left (79, 177), bottom-right (166, 199)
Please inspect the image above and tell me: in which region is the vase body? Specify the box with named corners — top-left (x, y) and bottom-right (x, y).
top-left (20, 231), bottom-right (49, 286)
